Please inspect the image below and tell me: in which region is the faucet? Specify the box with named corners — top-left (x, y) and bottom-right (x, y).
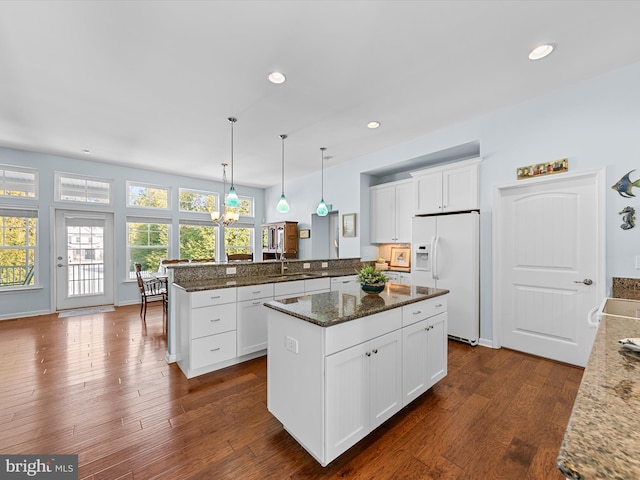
top-left (280, 253), bottom-right (288, 275)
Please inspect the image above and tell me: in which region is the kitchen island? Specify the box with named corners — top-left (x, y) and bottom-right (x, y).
top-left (265, 283), bottom-right (448, 466)
top-left (557, 298), bottom-right (640, 479)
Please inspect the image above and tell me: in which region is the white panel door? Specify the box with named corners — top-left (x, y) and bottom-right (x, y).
top-left (495, 171), bottom-right (604, 367)
top-left (369, 330), bottom-right (402, 429)
top-left (55, 210), bottom-right (114, 310)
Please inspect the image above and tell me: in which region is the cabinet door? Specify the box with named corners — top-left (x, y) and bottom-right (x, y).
top-left (415, 171), bottom-right (443, 215)
top-left (370, 185), bottom-right (396, 243)
top-left (394, 181), bottom-right (414, 243)
top-left (442, 164), bottom-right (478, 213)
top-left (426, 312), bottom-right (448, 388)
top-left (369, 330), bottom-right (403, 428)
top-left (283, 223), bottom-right (298, 257)
top-left (325, 341), bottom-right (370, 462)
top-left (237, 299), bottom-right (269, 356)
top-left (402, 319), bottom-right (429, 406)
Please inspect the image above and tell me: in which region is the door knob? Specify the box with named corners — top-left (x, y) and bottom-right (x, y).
top-left (574, 278), bottom-right (593, 285)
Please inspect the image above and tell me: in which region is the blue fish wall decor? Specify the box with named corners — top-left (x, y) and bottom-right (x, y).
top-left (612, 170), bottom-right (640, 198)
top-left (619, 206), bottom-right (636, 230)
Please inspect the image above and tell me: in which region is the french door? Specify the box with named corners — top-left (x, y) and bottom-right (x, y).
top-left (54, 210), bottom-right (114, 310)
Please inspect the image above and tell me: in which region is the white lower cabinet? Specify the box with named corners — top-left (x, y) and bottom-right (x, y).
top-left (402, 312), bottom-right (447, 405)
top-left (330, 275), bottom-right (358, 291)
top-left (267, 294), bottom-right (448, 466)
top-left (325, 330), bottom-right (402, 461)
top-left (237, 284), bottom-right (274, 356)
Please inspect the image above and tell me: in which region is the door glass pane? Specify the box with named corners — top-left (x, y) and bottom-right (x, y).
top-left (66, 225), bottom-right (104, 296)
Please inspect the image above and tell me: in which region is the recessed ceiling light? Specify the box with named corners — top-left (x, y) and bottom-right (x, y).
top-left (268, 71), bottom-right (286, 84)
top-left (528, 44), bottom-right (555, 61)
top-left (367, 121), bottom-right (381, 129)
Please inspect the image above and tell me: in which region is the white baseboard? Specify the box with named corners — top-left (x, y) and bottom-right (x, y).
top-left (478, 337), bottom-right (497, 349)
top-left (0, 309), bottom-right (51, 321)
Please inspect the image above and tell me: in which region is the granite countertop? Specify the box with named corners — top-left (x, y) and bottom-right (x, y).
top-left (173, 268), bottom-right (359, 292)
top-left (557, 311), bottom-right (640, 478)
top-left (263, 283), bottom-right (448, 327)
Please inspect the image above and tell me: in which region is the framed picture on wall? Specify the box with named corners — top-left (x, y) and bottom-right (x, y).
top-left (342, 213), bottom-right (356, 238)
top-left (390, 247), bottom-right (411, 268)
top-left (299, 229), bottom-right (310, 239)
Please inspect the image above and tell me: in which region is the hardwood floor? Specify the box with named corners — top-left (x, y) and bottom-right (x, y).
top-left (0, 305), bottom-right (583, 479)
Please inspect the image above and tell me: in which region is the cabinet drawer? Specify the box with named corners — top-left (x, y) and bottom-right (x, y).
top-left (402, 297), bottom-right (447, 327)
top-left (191, 303), bottom-right (237, 338)
top-left (305, 277), bottom-right (331, 292)
top-left (274, 279), bottom-right (305, 298)
top-left (191, 287), bottom-right (236, 308)
top-left (237, 283), bottom-right (274, 301)
top-left (325, 308), bottom-right (402, 356)
top-left (191, 331), bottom-right (236, 369)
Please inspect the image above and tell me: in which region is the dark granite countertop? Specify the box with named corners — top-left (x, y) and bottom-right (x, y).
top-left (264, 283), bottom-right (448, 327)
top-left (557, 297), bottom-right (640, 478)
top-left (173, 268), bottom-right (358, 292)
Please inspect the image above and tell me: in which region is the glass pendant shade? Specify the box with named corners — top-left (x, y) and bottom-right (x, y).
top-left (211, 162), bottom-right (238, 227)
top-left (316, 199), bottom-right (328, 216)
top-left (276, 194), bottom-right (290, 213)
top-left (225, 187), bottom-right (240, 207)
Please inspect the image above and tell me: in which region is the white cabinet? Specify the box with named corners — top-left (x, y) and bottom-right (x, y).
top-left (325, 329), bottom-right (402, 460)
top-left (413, 159), bottom-right (479, 215)
top-left (385, 271), bottom-right (411, 284)
top-left (370, 179), bottom-right (414, 243)
top-left (176, 286), bottom-right (237, 378)
top-left (304, 277), bottom-right (331, 294)
top-left (401, 298), bottom-right (448, 406)
top-left (330, 275), bottom-right (358, 291)
top-left (237, 284), bottom-right (274, 356)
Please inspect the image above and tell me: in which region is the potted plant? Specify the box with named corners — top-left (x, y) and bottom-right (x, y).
top-left (356, 264), bottom-right (388, 294)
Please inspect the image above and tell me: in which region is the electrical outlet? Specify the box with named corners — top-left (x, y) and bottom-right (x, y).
top-left (226, 267), bottom-right (237, 275)
top-left (285, 336), bottom-right (299, 354)
top-left (303, 263), bottom-right (310, 269)
top-left (322, 262), bottom-right (328, 268)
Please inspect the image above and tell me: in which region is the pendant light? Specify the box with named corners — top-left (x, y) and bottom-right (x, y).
top-left (276, 134), bottom-right (290, 213)
top-left (316, 147), bottom-right (328, 216)
top-left (211, 163), bottom-right (239, 226)
top-left (224, 117), bottom-right (240, 208)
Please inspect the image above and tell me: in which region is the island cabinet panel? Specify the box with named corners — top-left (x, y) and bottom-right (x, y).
top-left (237, 284), bottom-right (274, 356)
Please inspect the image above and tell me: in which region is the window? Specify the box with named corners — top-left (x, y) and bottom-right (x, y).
top-left (126, 182), bottom-right (170, 209)
top-left (0, 207), bottom-right (37, 288)
top-left (126, 217), bottom-right (171, 278)
top-left (237, 195), bottom-right (254, 217)
top-left (224, 225), bottom-right (254, 259)
top-left (179, 188), bottom-right (217, 213)
top-left (179, 220), bottom-right (216, 260)
top-left (55, 172), bottom-right (112, 204)
top-left (0, 165), bottom-right (38, 199)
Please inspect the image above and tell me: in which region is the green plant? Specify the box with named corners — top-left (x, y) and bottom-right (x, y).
top-left (356, 264), bottom-right (388, 285)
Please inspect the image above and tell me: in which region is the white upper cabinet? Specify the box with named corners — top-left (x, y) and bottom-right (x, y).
top-left (370, 179), bottom-right (414, 244)
top-left (412, 158), bottom-right (480, 215)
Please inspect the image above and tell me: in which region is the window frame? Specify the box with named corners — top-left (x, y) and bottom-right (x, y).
top-left (55, 171), bottom-right (113, 205)
top-left (178, 187), bottom-right (218, 214)
top-left (178, 219), bottom-right (217, 261)
top-left (126, 181), bottom-right (171, 210)
top-left (0, 164), bottom-right (38, 199)
top-left (0, 207), bottom-right (38, 289)
top-left (125, 216), bottom-right (172, 279)
top-left (223, 223), bottom-right (255, 259)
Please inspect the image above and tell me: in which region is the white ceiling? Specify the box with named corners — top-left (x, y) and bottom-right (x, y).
top-left (1, 1), bottom-right (640, 188)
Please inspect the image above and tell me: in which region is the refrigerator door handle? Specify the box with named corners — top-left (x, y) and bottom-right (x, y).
top-left (432, 235), bottom-right (440, 280)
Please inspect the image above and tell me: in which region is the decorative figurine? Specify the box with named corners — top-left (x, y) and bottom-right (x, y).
top-left (619, 206), bottom-right (636, 230)
top-left (612, 170), bottom-right (640, 198)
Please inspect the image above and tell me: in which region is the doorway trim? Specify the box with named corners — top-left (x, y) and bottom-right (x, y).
top-left (51, 207), bottom-right (117, 312)
top-left (491, 168), bottom-right (606, 350)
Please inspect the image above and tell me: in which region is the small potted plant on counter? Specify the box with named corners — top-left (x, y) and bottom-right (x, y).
top-left (356, 264), bottom-right (388, 294)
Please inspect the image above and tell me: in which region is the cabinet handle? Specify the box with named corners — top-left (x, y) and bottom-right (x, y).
top-left (366, 351), bottom-right (371, 357)
top-left (252, 291), bottom-right (262, 294)
top-left (210, 318), bottom-right (221, 322)
top-left (435, 304), bottom-right (443, 308)
top-left (210, 347), bottom-right (221, 352)
top-left (210, 295), bottom-right (221, 299)
top-left (372, 349), bottom-right (378, 354)
top-left (413, 310), bottom-right (422, 315)
top-left (252, 301), bottom-right (261, 305)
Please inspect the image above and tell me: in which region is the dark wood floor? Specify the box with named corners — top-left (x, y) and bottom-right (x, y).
top-left (0, 304), bottom-right (583, 479)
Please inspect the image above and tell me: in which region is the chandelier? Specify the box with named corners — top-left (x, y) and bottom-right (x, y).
top-left (211, 163), bottom-right (239, 226)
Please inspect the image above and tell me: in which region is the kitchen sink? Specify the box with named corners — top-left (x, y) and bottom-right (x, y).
top-left (599, 297), bottom-right (640, 319)
top-left (265, 273), bottom-right (317, 280)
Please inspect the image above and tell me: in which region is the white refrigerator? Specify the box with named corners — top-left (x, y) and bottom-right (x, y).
top-left (411, 212), bottom-right (479, 345)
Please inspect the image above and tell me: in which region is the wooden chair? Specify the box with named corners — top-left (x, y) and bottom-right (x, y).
top-left (134, 263), bottom-right (167, 333)
top-left (227, 253), bottom-right (253, 262)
